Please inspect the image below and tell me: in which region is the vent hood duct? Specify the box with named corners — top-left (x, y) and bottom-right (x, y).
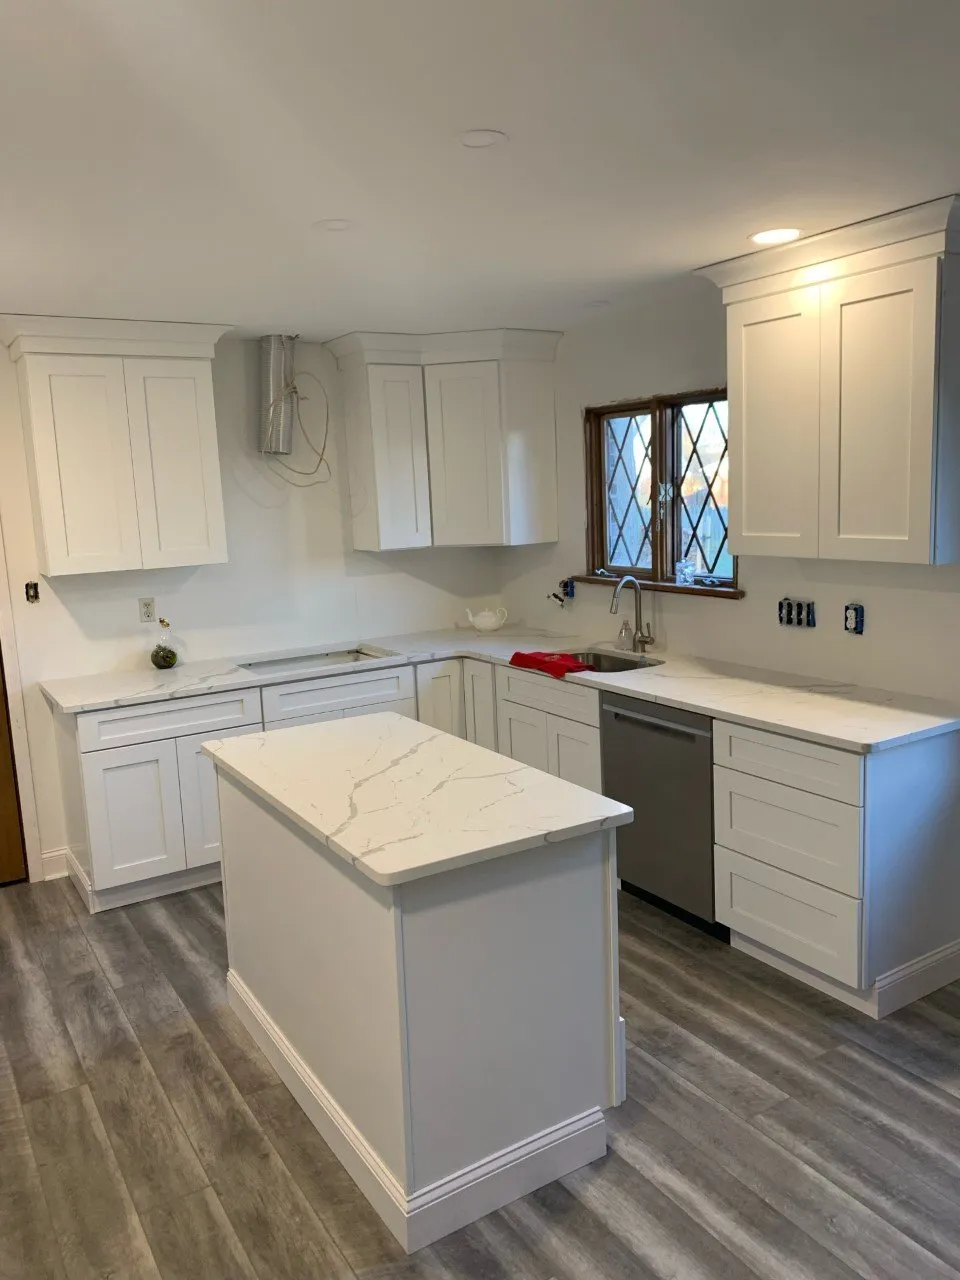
top-left (259, 334), bottom-right (298, 455)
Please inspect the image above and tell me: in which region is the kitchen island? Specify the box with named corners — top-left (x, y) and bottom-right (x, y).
top-left (203, 712), bottom-right (632, 1252)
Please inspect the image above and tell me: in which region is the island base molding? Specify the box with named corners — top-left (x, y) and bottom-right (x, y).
top-left (732, 933), bottom-right (960, 1019)
top-left (65, 846), bottom-right (221, 914)
top-left (228, 970), bottom-right (607, 1252)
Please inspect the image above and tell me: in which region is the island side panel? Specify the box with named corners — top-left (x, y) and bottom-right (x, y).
top-left (217, 774), bottom-right (409, 1183)
top-left (397, 830), bottom-right (614, 1193)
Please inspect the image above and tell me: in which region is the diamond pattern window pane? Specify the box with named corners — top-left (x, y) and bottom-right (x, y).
top-left (677, 399), bottom-right (732, 579)
top-left (603, 413), bottom-right (652, 570)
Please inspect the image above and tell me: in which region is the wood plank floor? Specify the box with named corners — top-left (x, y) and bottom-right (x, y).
top-left (2, 880), bottom-right (960, 1279)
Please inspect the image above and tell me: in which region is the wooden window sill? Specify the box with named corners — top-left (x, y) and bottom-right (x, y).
top-left (572, 574), bottom-right (745, 600)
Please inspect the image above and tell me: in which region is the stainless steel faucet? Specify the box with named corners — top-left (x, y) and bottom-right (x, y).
top-left (610, 575), bottom-right (655, 653)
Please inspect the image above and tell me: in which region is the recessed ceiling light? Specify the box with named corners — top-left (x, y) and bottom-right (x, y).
top-left (459, 129), bottom-right (508, 148)
top-left (750, 227), bottom-right (802, 246)
top-left (313, 218), bottom-right (355, 232)
top-left (585, 299), bottom-right (611, 309)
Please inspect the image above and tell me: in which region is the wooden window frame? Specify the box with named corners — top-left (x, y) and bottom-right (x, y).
top-left (580, 389), bottom-right (744, 600)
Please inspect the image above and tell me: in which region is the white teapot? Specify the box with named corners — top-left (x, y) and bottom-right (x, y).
top-left (466, 607), bottom-right (508, 633)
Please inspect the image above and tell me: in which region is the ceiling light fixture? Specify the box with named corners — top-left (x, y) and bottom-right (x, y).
top-left (584, 300), bottom-right (611, 309)
top-left (459, 129), bottom-right (508, 148)
top-left (750, 227), bottom-right (802, 246)
top-left (313, 218), bottom-right (355, 232)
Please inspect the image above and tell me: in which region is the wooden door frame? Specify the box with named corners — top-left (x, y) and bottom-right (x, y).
top-left (0, 511), bottom-right (42, 882)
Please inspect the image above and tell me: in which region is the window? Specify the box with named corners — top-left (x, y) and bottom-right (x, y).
top-left (584, 390), bottom-right (740, 596)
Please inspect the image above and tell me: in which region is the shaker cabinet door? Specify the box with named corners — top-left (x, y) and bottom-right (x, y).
top-left (124, 358), bottom-right (227, 568)
top-left (726, 288), bottom-right (821, 557)
top-left (463, 660), bottom-right (498, 751)
top-left (82, 740), bottom-right (186, 889)
top-left (177, 726), bottom-right (255, 869)
top-left (547, 715), bottom-right (602, 792)
top-left (425, 361), bottom-right (504, 545)
top-left (20, 355), bottom-right (142, 575)
top-left (368, 364), bottom-right (432, 549)
top-left (496, 700), bottom-right (549, 772)
top-left (416, 661), bottom-right (465, 738)
top-left (818, 259), bottom-right (940, 564)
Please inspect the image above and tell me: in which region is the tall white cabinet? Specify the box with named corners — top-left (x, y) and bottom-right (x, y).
top-left (702, 196), bottom-right (960, 564)
top-left (0, 316), bottom-right (231, 576)
top-left (327, 330), bottom-right (561, 551)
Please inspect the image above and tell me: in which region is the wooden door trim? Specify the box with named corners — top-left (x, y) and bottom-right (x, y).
top-left (0, 513), bottom-right (41, 881)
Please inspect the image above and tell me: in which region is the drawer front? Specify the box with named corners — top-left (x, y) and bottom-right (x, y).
top-left (715, 846), bottom-right (862, 986)
top-left (714, 766), bottom-right (862, 895)
top-left (494, 665), bottom-right (599, 727)
top-left (77, 688), bottom-right (263, 752)
top-left (265, 697), bottom-right (417, 732)
top-left (262, 666), bottom-right (415, 723)
top-left (713, 720), bottom-right (862, 804)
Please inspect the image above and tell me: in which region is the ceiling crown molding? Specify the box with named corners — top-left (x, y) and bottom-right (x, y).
top-left (0, 315), bottom-right (233, 361)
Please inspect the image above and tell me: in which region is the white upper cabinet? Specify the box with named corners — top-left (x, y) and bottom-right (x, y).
top-left (425, 361), bottom-right (504, 545)
top-left (701, 196), bottom-right (960, 564)
top-left (0, 317), bottom-right (230, 576)
top-left (327, 330), bottom-right (561, 550)
top-left (727, 287), bottom-right (821, 557)
top-left (125, 358), bottom-right (227, 568)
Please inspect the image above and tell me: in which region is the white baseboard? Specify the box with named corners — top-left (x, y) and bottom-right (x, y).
top-left (41, 846), bottom-right (69, 880)
top-left (732, 932), bottom-right (960, 1018)
top-left (228, 969), bottom-right (607, 1252)
top-left (65, 847), bottom-right (221, 915)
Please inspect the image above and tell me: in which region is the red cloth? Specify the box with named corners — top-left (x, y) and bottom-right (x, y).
top-left (509, 651), bottom-right (595, 680)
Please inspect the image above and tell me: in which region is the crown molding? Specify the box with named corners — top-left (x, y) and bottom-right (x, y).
top-left (325, 328), bottom-right (563, 368)
top-left (696, 195), bottom-right (960, 291)
top-left (0, 315), bottom-right (233, 361)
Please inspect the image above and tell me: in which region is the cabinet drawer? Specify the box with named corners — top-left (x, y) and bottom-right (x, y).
top-left (262, 667), bottom-right (415, 723)
top-left (265, 697), bottom-right (417, 732)
top-left (714, 846), bottom-right (862, 986)
top-left (713, 720), bottom-right (862, 804)
top-left (495, 665), bottom-right (599, 727)
top-left (77, 688), bottom-right (263, 753)
top-left (714, 765), bottom-right (862, 895)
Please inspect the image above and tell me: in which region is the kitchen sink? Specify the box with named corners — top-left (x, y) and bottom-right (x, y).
top-left (238, 646), bottom-right (397, 679)
top-left (563, 650), bottom-right (664, 673)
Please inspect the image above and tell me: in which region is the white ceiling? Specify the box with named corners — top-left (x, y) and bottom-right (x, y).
top-left (5, 0), bottom-right (960, 339)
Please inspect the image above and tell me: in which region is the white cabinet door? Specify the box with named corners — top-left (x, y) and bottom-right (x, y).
top-left (818, 259), bottom-right (940, 563)
top-left (124, 358), bottom-right (227, 568)
top-left (463, 660), bottom-right (497, 751)
top-left (82, 740), bottom-right (186, 889)
top-left (547, 715), bottom-right (602, 792)
top-left (368, 365), bottom-right (432, 549)
top-left (726, 288), bottom-right (821, 557)
top-left (19, 354), bottom-right (142, 575)
top-left (425, 361), bottom-right (504, 545)
top-left (415, 661), bottom-right (465, 737)
top-left (497, 699), bottom-right (549, 772)
top-left (177, 725), bottom-right (254, 869)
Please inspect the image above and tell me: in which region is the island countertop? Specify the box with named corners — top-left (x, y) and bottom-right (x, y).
top-left (203, 711), bottom-right (632, 886)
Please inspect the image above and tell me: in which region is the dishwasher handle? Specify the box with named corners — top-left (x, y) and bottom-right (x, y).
top-left (603, 702), bottom-right (712, 741)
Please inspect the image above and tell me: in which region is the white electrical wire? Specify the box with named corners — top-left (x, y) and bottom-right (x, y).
top-left (261, 368), bottom-right (332, 488)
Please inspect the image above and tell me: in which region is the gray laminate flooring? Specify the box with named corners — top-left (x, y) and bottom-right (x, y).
top-left (2, 880), bottom-right (960, 1279)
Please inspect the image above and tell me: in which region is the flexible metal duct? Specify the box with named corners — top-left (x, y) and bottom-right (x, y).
top-left (259, 334), bottom-right (298, 454)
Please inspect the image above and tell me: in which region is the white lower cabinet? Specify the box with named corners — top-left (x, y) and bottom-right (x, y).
top-left (177, 726), bottom-right (255, 869)
top-left (82, 740), bottom-right (187, 888)
top-left (498, 700), bottom-right (550, 772)
top-left (547, 714), bottom-right (602, 791)
top-left (415, 661), bottom-right (465, 737)
top-left (463, 659), bottom-right (497, 751)
top-left (497, 687), bottom-right (602, 792)
top-left (266, 698), bottom-right (417, 731)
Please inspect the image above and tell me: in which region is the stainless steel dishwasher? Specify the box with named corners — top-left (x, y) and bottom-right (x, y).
top-left (600, 693), bottom-right (716, 923)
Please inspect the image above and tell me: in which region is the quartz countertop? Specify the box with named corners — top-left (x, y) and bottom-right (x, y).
top-left (202, 712), bottom-right (633, 886)
top-left (565, 655), bottom-right (960, 753)
top-left (39, 626), bottom-right (960, 754)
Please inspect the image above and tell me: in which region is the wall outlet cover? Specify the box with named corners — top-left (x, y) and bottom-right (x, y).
top-left (845, 603), bottom-right (865, 635)
top-left (138, 597), bottom-right (157, 624)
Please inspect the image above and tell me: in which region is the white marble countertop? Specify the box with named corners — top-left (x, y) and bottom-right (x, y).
top-left (203, 711), bottom-right (633, 886)
top-left (564, 655), bottom-right (960, 753)
top-left (38, 628), bottom-right (584, 715)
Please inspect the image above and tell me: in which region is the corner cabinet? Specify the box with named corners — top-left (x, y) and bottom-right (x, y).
top-left (703, 196), bottom-right (960, 564)
top-left (0, 316), bottom-right (231, 576)
top-left (326, 330), bottom-right (561, 550)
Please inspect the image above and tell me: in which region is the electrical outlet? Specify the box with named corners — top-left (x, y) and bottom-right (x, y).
top-left (844, 603), bottom-right (865, 635)
top-left (138, 597), bottom-right (156, 624)
top-left (778, 597), bottom-right (816, 628)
